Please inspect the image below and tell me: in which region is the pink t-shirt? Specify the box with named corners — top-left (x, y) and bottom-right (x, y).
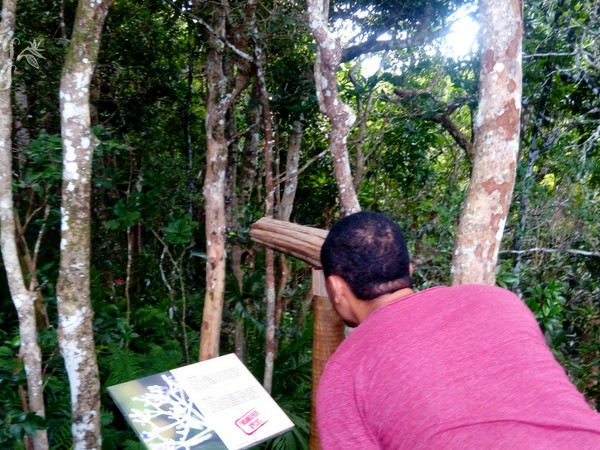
top-left (317, 284), bottom-right (600, 449)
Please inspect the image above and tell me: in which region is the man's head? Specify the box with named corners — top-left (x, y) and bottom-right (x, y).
top-left (321, 211), bottom-right (412, 302)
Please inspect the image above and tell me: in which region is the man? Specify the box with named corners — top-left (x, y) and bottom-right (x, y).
top-left (317, 211), bottom-right (600, 449)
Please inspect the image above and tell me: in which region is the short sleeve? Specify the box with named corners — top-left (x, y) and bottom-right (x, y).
top-left (316, 361), bottom-right (379, 449)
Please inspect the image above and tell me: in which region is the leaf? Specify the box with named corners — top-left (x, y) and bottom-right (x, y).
top-left (106, 220), bottom-right (121, 230)
top-left (162, 216), bottom-right (198, 244)
top-left (20, 413), bottom-right (46, 437)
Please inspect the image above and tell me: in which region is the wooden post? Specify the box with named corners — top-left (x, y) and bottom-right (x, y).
top-left (249, 218), bottom-right (346, 447)
top-left (309, 269), bottom-right (345, 449)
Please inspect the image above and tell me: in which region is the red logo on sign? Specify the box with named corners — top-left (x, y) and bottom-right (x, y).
top-left (235, 408), bottom-right (268, 435)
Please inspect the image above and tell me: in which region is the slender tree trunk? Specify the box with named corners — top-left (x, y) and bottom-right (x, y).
top-left (250, 4), bottom-right (278, 391)
top-left (259, 104), bottom-right (276, 393)
top-left (16, 213), bottom-right (51, 330)
top-left (0, 4), bottom-right (49, 449)
top-left (197, 0), bottom-right (252, 361)
top-left (348, 69), bottom-right (381, 192)
top-left (306, 0), bottom-right (360, 215)
top-left (229, 84), bottom-right (260, 361)
top-left (451, 0), bottom-right (523, 285)
top-left (57, 1), bottom-right (113, 448)
top-left (274, 120), bottom-right (303, 341)
top-left (200, 1), bottom-right (229, 361)
top-left (277, 120), bottom-right (303, 222)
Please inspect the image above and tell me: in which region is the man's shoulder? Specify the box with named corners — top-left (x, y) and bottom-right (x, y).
top-left (417, 283), bottom-right (520, 302)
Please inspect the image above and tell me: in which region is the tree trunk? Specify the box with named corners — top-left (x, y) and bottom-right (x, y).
top-left (200, 1), bottom-right (230, 361)
top-left (0, 3), bottom-right (49, 448)
top-left (306, 0), bottom-right (360, 215)
top-left (229, 84), bottom-right (261, 362)
top-left (251, 6), bottom-right (278, 391)
top-left (16, 212), bottom-right (51, 330)
top-left (451, 0), bottom-right (523, 285)
top-left (348, 69), bottom-right (381, 192)
top-left (277, 120), bottom-right (303, 221)
top-left (56, 0), bottom-right (113, 448)
top-left (274, 120), bottom-right (303, 337)
top-left (197, 0), bottom-right (252, 362)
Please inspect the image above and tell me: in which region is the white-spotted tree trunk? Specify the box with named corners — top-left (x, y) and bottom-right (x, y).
top-left (451, 0), bottom-right (523, 285)
top-left (200, 0), bottom-right (253, 360)
top-left (306, 0), bottom-right (360, 215)
top-left (56, 0), bottom-right (113, 448)
top-left (0, 1), bottom-right (49, 448)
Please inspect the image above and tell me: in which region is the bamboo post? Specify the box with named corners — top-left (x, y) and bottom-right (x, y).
top-left (249, 218), bottom-right (345, 448)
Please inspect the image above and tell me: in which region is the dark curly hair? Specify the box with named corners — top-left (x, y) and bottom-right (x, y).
top-left (320, 211), bottom-right (412, 300)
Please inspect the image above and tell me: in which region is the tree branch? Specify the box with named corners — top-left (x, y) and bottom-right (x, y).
top-left (162, 0), bottom-right (254, 63)
top-left (341, 21), bottom-right (451, 63)
top-left (392, 83), bottom-right (475, 160)
top-left (501, 247), bottom-right (600, 258)
top-left (275, 147), bottom-right (327, 186)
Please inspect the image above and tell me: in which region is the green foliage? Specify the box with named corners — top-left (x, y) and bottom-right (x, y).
top-left (524, 281), bottom-right (567, 340)
top-left (106, 198), bottom-right (142, 230)
top-left (0, 412), bottom-right (46, 448)
top-left (0, 331), bottom-right (47, 448)
top-left (17, 132), bottom-right (63, 199)
top-left (495, 262), bottom-right (519, 289)
top-left (162, 214), bottom-right (199, 245)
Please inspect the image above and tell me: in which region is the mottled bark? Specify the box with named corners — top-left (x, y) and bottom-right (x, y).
top-left (201, 32), bottom-right (228, 360)
top-left (306, 0), bottom-right (360, 215)
top-left (197, 0), bottom-right (254, 361)
top-left (0, 3), bottom-right (49, 448)
top-left (200, 0), bottom-right (235, 361)
top-left (451, 0), bottom-right (523, 285)
top-left (57, 0), bottom-right (113, 448)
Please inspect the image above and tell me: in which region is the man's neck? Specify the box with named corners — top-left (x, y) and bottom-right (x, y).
top-left (356, 287), bottom-right (415, 324)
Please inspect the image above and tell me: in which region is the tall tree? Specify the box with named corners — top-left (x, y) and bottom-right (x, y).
top-left (252, 7), bottom-right (278, 391)
top-left (199, 0), bottom-right (252, 361)
top-left (307, 0), bottom-right (361, 215)
top-left (0, 1), bottom-right (49, 448)
top-left (200, 1), bottom-right (231, 360)
top-left (56, 0), bottom-right (114, 447)
top-left (451, 0), bottom-right (523, 284)
top-left (227, 86), bottom-right (260, 362)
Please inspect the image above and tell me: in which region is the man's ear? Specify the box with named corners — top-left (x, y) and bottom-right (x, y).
top-left (325, 274), bottom-right (349, 305)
